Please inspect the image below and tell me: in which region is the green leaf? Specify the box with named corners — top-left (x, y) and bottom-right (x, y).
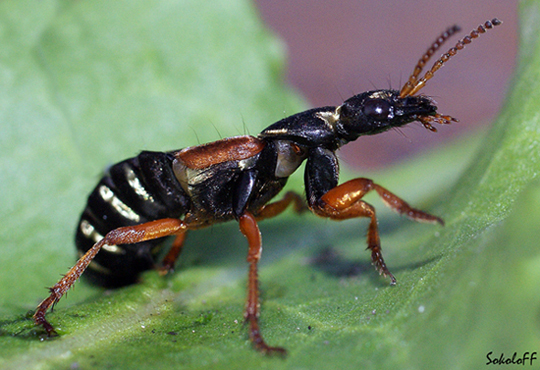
top-left (0, 1), bottom-right (537, 370)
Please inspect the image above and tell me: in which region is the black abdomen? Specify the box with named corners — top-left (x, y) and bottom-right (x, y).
top-left (76, 151), bottom-right (189, 287)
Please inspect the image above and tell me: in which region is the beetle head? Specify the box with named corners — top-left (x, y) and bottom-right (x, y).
top-left (336, 17), bottom-right (502, 144)
top-left (334, 90), bottom-right (445, 142)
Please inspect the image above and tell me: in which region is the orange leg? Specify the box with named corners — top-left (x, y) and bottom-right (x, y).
top-left (254, 191), bottom-right (307, 220)
top-left (158, 232), bottom-right (188, 275)
top-left (33, 218), bottom-right (187, 336)
top-left (312, 178), bottom-right (443, 284)
top-left (238, 212), bottom-right (285, 355)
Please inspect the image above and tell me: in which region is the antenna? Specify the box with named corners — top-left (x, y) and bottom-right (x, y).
top-left (399, 18), bottom-right (502, 98)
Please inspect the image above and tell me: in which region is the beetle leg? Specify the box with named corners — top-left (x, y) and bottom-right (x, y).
top-left (34, 218), bottom-right (187, 336)
top-left (238, 211), bottom-right (286, 355)
top-left (158, 232), bottom-right (188, 275)
top-left (254, 191), bottom-right (307, 220)
top-left (312, 178), bottom-right (443, 284)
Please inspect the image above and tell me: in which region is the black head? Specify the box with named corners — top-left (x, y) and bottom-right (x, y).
top-left (335, 18), bottom-right (502, 144)
top-left (334, 90), bottom-right (437, 142)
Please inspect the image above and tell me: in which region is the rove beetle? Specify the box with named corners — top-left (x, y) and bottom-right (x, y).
top-left (33, 19), bottom-right (501, 354)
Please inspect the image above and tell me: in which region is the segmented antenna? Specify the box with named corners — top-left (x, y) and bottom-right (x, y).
top-left (399, 18), bottom-right (502, 98)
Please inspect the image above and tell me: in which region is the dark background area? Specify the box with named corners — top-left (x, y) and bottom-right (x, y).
top-left (254, 1), bottom-right (518, 168)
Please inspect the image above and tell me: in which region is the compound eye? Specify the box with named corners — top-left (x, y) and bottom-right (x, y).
top-left (363, 98), bottom-right (393, 121)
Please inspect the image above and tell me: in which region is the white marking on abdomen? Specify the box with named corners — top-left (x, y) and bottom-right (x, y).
top-left (99, 185), bottom-right (141, 222)
top-left (126, 168), bottom-right (154, 202)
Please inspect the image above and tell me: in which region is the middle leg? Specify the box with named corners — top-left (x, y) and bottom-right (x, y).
top-left (238, 211), bottom-right (286, 355)
top-left (158, 232), bottom-right (188, 275)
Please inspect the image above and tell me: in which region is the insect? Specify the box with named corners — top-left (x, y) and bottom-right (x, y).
top-left (33, 18), bottom-right (501, 354)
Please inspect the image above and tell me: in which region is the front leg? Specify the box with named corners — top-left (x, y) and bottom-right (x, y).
top-left (311, 177), bottom-right (443, 284)
top-left (304, 147), bottom-right (442, 284)
top-left (254, 191), bottom-right (307, 221)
